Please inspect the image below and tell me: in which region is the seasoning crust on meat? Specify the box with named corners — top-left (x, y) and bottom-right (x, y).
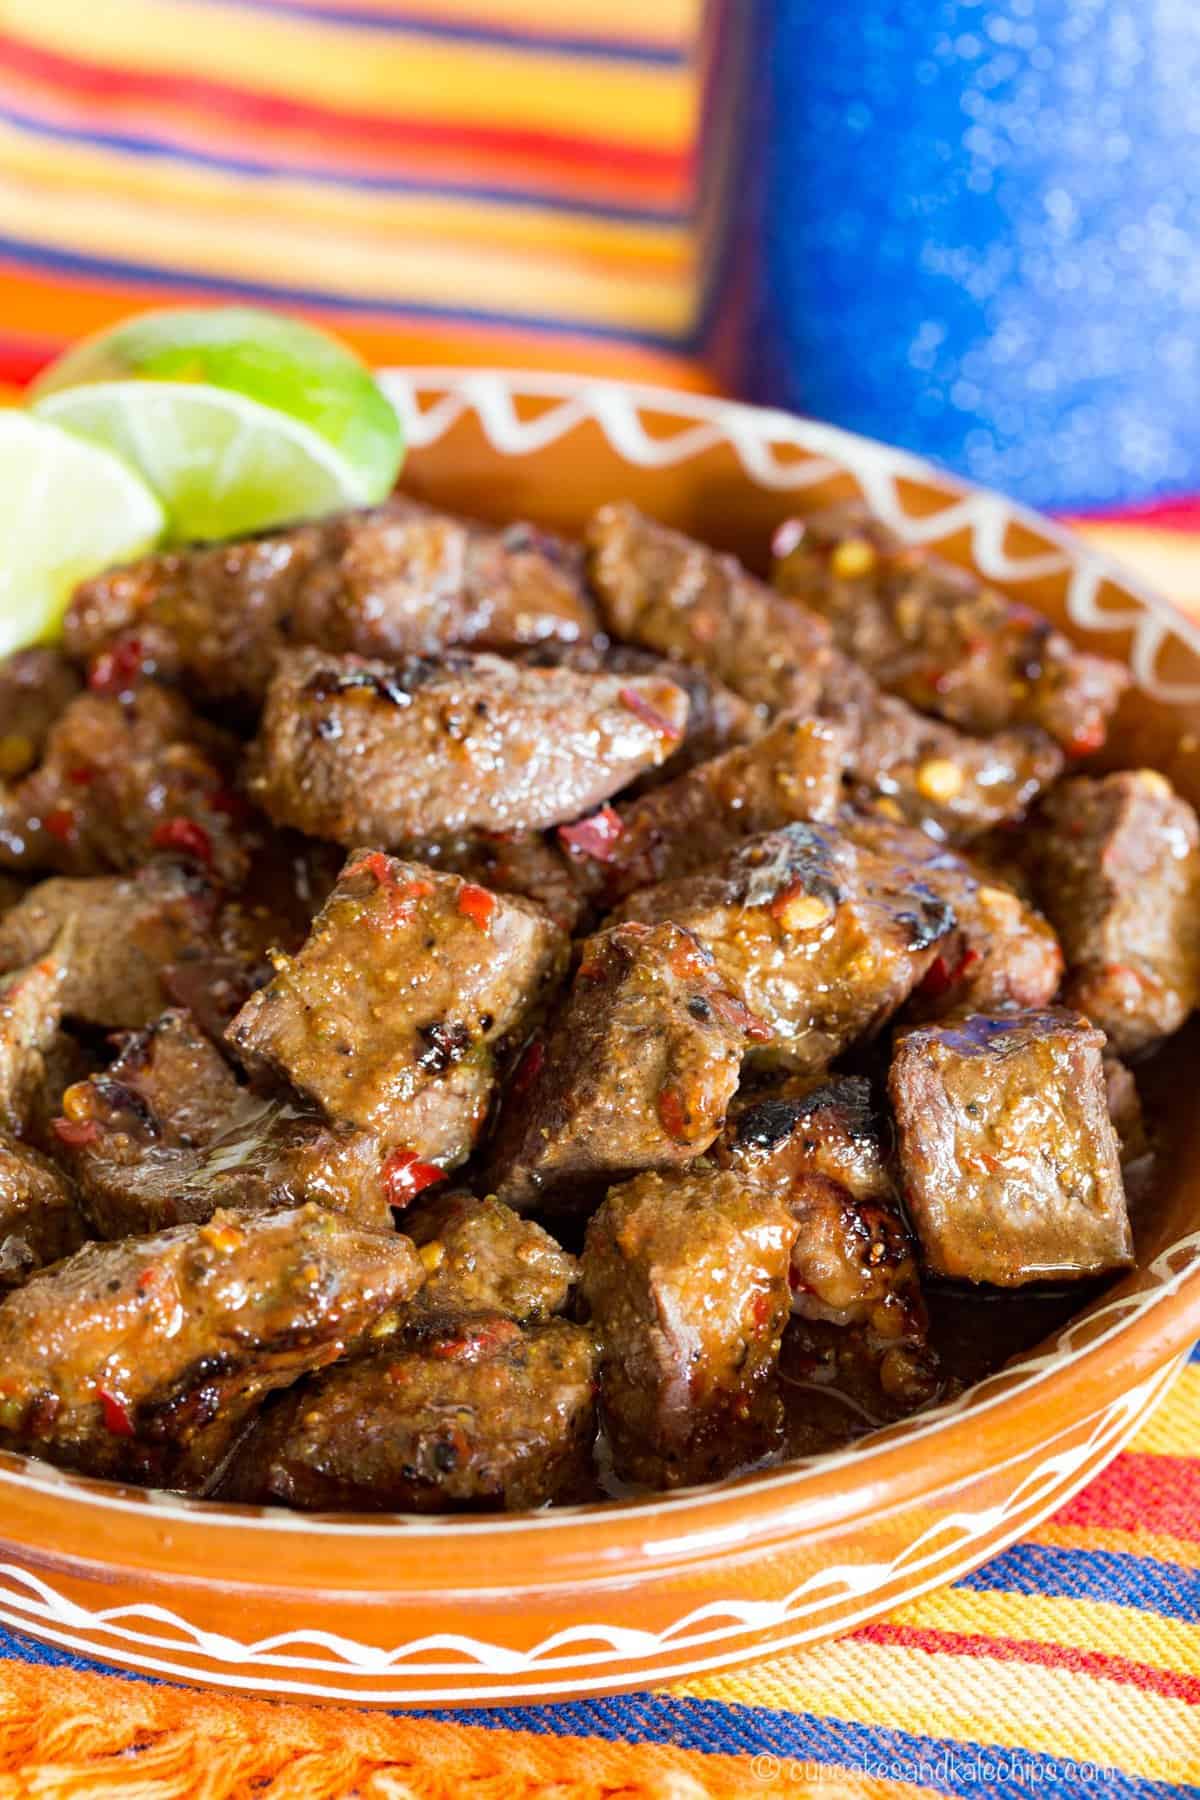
top-left (0, 468), bottom-right (1188, 1515)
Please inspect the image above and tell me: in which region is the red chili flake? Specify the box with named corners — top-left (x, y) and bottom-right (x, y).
top-left (96, 1387), bottom-right (135, 1437)
top-left (344, 853), bottom-right (434, 923)
top-left (918, 944), bottom-right (982, 1000)
top-left (66, 765), bottom-right (95, 787)
top-left (749, 1290), bottom-right (777, 1331)
top-left (656, 1085), bottom-right (694, 1144)
top-left (510, 1037), bottom-right (545, 1098)
top-left (708, 987), bottom-right (772, 1042)
top-left (42, 807), bottom-right (77, 845)
top-left (558, 805), bottom-right (624, 863)
top-left (429, 1316), bottom-right (522, 1363)
top-left (382, 1148), bottom-right (446, 1210)
top-left (1065, 718), bottom-right (1106, 758)
top-left (456, 883), bottom-right (496, 931)
top-left (618, 685), bottom-right (683, 742)
top-left (51, 1117), bottom-right (99, 1149)
top-left (88, 638), bottom-right (145, 696)
top-left (151, 817), bottom-right (214, 865)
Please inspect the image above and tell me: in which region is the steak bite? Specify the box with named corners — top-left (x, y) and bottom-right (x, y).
top-left (581, 1167), bottom-right (796, 1489)
top-left (773, 505), bottom-right (1129, 754)
top-left (0, 649), bottom-right (80, 778)
top-left (0, 864), bottom-right (219, 1029)
top-left (822, 651), bottom-right (1063, 841)
top-left (0, 1203), bottom-right (424, 1487)
top-left (221, 1314), bottom-right (598, 1513)
top-left (397, 830), bottom-right (586, 935)
top-left (485, 921), bottom-right (764, 1211)
top-left (227, 851), bottom-right (567, 1167)
top-left (0, 684), bottom-right (245, 882)
top-left (616, 823), bottom-right (954, 1072)
top-left (721, 1077), bottom-right (936, 1408)
top-left (404, 1191), bottom-right (576, 1323)
top-left (889, 1010), bottom-right (1132, 1286)
top-left (65, 499), bottom-right (596, 705)
top-left (839, 812), bottom-right (1063, 1018)
top-left (560, 714), bottom-right (849, 909)
top-left (0, 1135), bottom-right (85, 1287)
top-left (1024, 771), bottom-right (1200, 1053)
top-left (249, 648), bottom-right (688, 843)
top-left (0, 938), bottom-right (69, 1135)
top-left (585, 502), bottom-right (832, 718)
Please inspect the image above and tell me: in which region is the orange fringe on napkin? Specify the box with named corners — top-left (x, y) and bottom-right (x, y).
top-left (0, 1661), bottom-right (774, 1800)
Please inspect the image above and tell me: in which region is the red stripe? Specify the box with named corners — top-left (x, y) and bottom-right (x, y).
top-left (855, 1622), bottom-right (1200, 1705)
top-left (0, 331), bottom-right (59, 385)
top-left (0, 35), bottom-right (693, 193)
top-left (1067, 498), bottom-right (1200, 530)
top-left (1051, 1453), bottom-right (1200, 1542)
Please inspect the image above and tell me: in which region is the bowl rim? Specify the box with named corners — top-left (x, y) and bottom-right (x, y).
top-left (3, 367), bottom-right (1198, 1580)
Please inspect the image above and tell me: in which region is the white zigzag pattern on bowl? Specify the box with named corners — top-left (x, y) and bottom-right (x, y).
top-left (0, 1364), bottom-right (1169, 1687)
top-left (379, 369), bottom-right (1200, 704)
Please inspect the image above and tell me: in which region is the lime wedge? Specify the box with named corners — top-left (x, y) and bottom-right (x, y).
top-left (30, 307), bottom-right (404, 542)
top-left (0, 411), bottom-right (165, 657)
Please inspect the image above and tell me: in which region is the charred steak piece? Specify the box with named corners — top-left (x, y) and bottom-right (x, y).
top-left (821, 651), bottom-right (1063, 842)
top-left (559, 714), bottom-right (849, 910)
top-left (773, 505), bottom-right (1129, 754)
top-left (585, 501), bottom-right (832, 718)
top-left (889, 1010), bottom-right (1132, 1286)
top-left (0, 864), bottom-right (218, 1030)
top-left (57, 1088), bottom-right (399, 1240)
top-left (0, 1135), bottom-right (85, 1287)
top-left (839, 812), bottom-right (1063, 1018)
top-left (721, 1077), bottom-right (936, 1408)
top-left (249, 647), bottom-right (689, 842)
top-left (581, 1167), bottom-right (796, 1489)
top-left (1104, 1055), bottom-right (1151, 1169)
top-left (222, 1312), bottom-right (597, 1512)
top-left (0, 683), bottom-right (245, 882)
top-left (403, 1191), bottom-right (576, 1323)
top-left (485, 921), bottom-right (764, 1211)
top-left (0, 1203), bottom-right (424, 1487)
top-left (65, 499), bottom-right (596, 705)
top-left (616, 823), bottom-right (954, 1072)
top-left (396, 830), bottom-right (586, 935)
top-left (518, 640), bottom-right (760, 788)
top-left (0, 938), bottom-right (69, 1135)
top-left (227, 851), bottom-right (567, 1167)
top-left (1024, 771), bottom-right (1200, 1054)
top-left (49, 1012), bottom-right (402, 1237)
top-left (0, 650), bottom-right (81, 779)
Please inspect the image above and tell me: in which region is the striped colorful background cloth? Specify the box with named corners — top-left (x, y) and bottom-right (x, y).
top-left (0, 4), bottom-right (1198, 1794)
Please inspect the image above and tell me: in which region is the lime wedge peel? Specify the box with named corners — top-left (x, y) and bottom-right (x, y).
top-left (29, 306), bottom-right (404, 543)
top-left (0, 410), bottom-right (165, 659)
top-left (34, 380), bottom-right (384, 545)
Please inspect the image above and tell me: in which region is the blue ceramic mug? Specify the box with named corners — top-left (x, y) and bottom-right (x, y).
top-left (740, 0), bottom-right (1200, 511)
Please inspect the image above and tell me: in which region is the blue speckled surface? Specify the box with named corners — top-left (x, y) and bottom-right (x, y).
top-left (742, 0), bottom-right (1200, 511)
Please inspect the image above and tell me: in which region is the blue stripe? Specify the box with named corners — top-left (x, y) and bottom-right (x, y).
top-left (956, 1541), bottom-right (1200, 1620)
top-left (0, 104), bottom-right (683, 227)
top-left (423, 1697), bottom-right (1196, 1800)
top-left (183, 0), bottom-right (685, 64)
top-left (0, 1628), bottom-right (1195, 1798)
top-left (0, 233), bottom-right (693, 353)
top-left (1189, 1340), bottom-right (1200, 1364)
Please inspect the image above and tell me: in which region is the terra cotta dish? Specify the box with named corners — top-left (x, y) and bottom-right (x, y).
top-left (0, 369), bottom-right (1196, 1706)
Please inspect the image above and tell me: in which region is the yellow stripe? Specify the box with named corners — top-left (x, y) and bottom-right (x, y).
top-left (1127, 1364), bottom-right (1200, 1456)
top-left (0, 177), bottom-right (695, 336)
top-left (0, 118), bottom-right (691, 275)
top-left (890, 1584), bottom-right (1200, 1671)
top-left (680, 1640), bottom-right (1200, 1781)
top-left (1036, 1522), bottom-right (1200, 1570)
top-left (4, 0), bottom-right (698, 151)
